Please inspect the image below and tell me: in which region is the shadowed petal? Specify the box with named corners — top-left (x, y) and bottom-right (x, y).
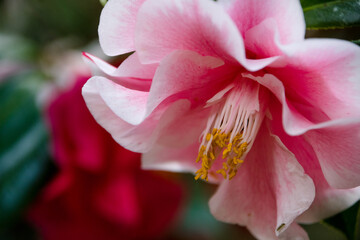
top-left (209, 124), bottom-right (314, 240)
top-left (82, 77), bottom-right (192, 153)
top-left (218, 0), bottom-right (305, 44)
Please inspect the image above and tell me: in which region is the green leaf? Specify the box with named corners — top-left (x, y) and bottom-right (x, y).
top-left (352, 39), bottom-right (360, 45)
top-left (302, 222), bottom-right (347, 240)
top-left (303, 0), bottom-right (360, 29)
top-left (354, 202), bottom-right (360, 240)
top-left (325, 201), bottom-right (360, 240)
top-left (99, 0), bottom-right (107, 6)
top-left (301, 0), bottom-right (336, 9)
top-left (0, 71), bottom-right (51, 228)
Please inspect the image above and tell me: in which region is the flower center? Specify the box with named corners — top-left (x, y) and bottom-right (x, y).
top-left (195, 78), bottom-right (265, 181)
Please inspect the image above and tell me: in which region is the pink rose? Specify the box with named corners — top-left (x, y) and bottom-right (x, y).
top-left (82, 0), bottom-right (360, 239)
top-left (29, 75), bottom-right (183, 240)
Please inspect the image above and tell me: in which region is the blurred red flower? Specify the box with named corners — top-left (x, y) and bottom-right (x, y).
top-left (28, 75), bottom-right (183, 240)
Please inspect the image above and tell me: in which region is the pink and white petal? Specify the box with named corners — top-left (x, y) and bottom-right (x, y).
top-left (142, 142), bottom-right (200, 174)
top-left (305, 122), bottom-right (360, 189)
top-left (82, 52), bottom-right (152, 91)
top-left (269, 39), bottom-right (360, 135)
top-left (135, 0), bottom-right (244, 63)
top-left (245, 71), bottom-right (360, 137)
top-left (245, 19), bottom-right (283, 59)
top-left (244, 73), bottom-right (317, 136)
top-left (209, 124), bottom-right (314, 240)
top-left (89, 76), bottom-right (149, 125)
top-left (136, 0), bottom-right (279, 71)
top-left (146, 50), bottom-right (226, 113)
top-left (269, 106), bottom-right (360, 222)
top-left (278, 223), bottom-right (309, 240)
top-left (82, 77), bottom-right (192, 153)
top-left (114, 52), bottom-right (158, 79)
top-left (140, 106), bottom-right (226, 182)
top-left (98, 0), bottom-right (147, 56)
top-left (218, 0), bottom-right (305, 44)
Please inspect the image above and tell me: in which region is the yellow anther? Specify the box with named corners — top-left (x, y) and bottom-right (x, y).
top-left (206, 133), bottom-right (212, 142)
top-left (222, 162), bottom-right (228, 170)
top-left (240, 142), bottom-right (248, 151)
top-left (216, 169), bottom-right (227, 179)
top-left (196, 128), bottom-right (247, 182)
top-left (196, 145), bottom-right (206, 163)
top-left (194, 169), bottom-right (203, 180)
top-left (228, 168), bottom-right (237, 180)
top-left (222, 148), bottom-right (230, 159)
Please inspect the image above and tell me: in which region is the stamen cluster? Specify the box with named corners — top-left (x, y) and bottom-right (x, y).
top-left (195, 128), bottom-right (248, 181)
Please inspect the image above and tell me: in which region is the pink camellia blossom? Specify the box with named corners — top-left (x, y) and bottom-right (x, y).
top-left (29, 75), bottom-right (183, 240)
top-left (82, 0), bottom-right (360, 239)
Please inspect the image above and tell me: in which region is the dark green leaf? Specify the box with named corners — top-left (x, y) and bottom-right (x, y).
top-left (354, 203), bottom-right (360, 240)
top-left (325, 201), bottom-right (360, 240)
top-left (352, 39), bottom-right (360, 45)
top-left (302, 222), bottom-right (347, 240)
top-left (301, 0), bottom-right (336, 9)
top-left (0, 71), bottom-right (51, 228)
top-left (303, 0), bottom-right (360, 29)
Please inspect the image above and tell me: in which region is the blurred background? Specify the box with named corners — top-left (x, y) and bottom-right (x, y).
top-left (0, 0), bottom-right (359, 239)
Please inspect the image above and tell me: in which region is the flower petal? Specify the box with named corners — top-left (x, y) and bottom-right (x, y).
top-left (269, 105), bottom-right (360, 222)
top-left (244, 19), bottom-right (283, 59)
top-left (135, 0), bottom-right (243, 63)
top-left (88, 76), bottom-right (148, 125)
top-left (135, 0), bottom-right (278, 71)
top-left (270, 39), bottom-right (360, 135)
top-left (147, 50), bottom-right (226, 112)
top-left (82, 77), bottom-right (192, 153)
top-left (305, 122), bottom-right (360, 189)
top-left (209, 124), bottom-right (314, 239)
top-left (98, 0), bottom-right (147, 56)
top-left (218, 0), bottom-right (305, 44)
top-left (82, 52), bottom-right (152, 91)
top-left (113, 52), bottom-right (158, 79)
top-left (142, 106), bottom-right (213, 175)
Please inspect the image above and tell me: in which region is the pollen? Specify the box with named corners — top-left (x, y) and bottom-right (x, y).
top-left (195, 128), bottom-right (247, 181)
top-left (194, 79), bottom-right (264, 181)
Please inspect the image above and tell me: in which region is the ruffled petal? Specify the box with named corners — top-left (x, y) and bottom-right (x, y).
top-left (87, 76), bottom-right (148, 125)
top-left (135, 0), bottom-right (278, 71)
top-left (146, 50), bottom-right (226, 112)
top-left (305, 122), bottom-right (360, 189)
top-left (98, 0), bottom-right (147, 56)
top-left (82, 77), bottom-right (192, 153)
top-left (245, 73), bottom-right (317, 137)
top-left (269, 104), bottom-right (360, 222)
top-left (270, 39), bottom-right (360, 135)
top-left (218, 0), bottom-right (305, 44)
top-left (209, 124), bottom-right (314, 240)
top-left (245, 70), bottom-right (360, 136)
top-left (142, 106), bottom-right (212, 175)
top-left (113, 52), bottom-right (157, 79)
top-left (82, 52), bottom-right (153, 91)
top-left (244, 19), bottom-right (283, 59)
top-left (142, 142), bottom-right (200, 173)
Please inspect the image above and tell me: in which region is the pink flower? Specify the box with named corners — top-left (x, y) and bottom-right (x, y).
top-left (82, 0), bottom-right (360, 239)
top-left (29, 75), bottom-right (183, 240)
